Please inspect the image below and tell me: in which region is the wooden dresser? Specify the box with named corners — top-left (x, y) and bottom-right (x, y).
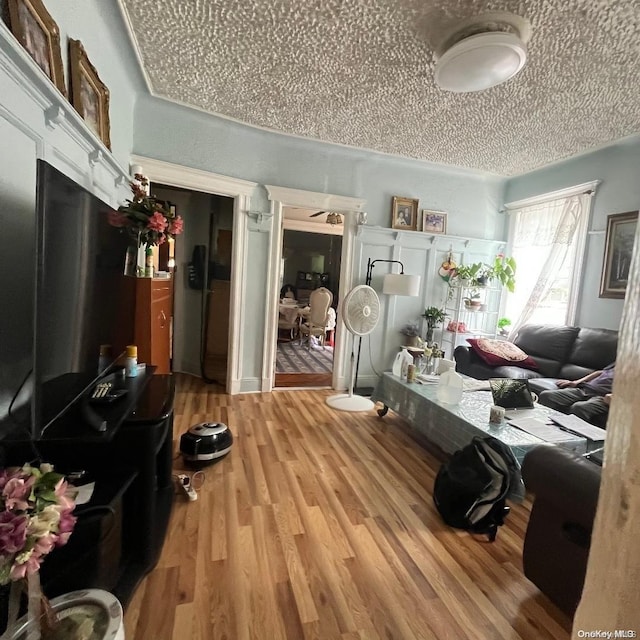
top-left (119, 276), bottom-right (174, 373)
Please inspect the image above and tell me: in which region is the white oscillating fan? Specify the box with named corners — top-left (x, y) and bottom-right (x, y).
top-left (326, 285), bottom-right (380, 412)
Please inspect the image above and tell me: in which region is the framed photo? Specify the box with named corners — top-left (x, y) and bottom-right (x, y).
top-left (69, 39), bottom-right (111, 149)
top-left (391, 196), bottom-right (419, 231)
top-left (7, 0), bottom-right (66, 96)
top-left (422, 209), bottom-right (447, 234)
top-left (599, 211), bottom-right (638, 299)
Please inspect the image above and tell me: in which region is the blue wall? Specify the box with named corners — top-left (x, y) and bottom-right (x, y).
top-left (133, 96), bottom-right (507, 238)
top-left (505, 136), bottom-right (640, 330)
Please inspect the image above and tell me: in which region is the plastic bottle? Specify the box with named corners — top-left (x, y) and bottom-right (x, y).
top-left (125, 345), bottom-right (138, 378)
top-left (98, 344), bottom-right (112, 374)
top-left (144, 246), bottom-right (154, 278)
top-left (392, 348), bottom-right (413, 379)
top-left (437, 369), bottom-right (464, 404)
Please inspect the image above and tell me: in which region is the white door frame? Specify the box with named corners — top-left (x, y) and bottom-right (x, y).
top-left (263, 185), bottom-right (366, 392)
top-left (130, 155), bottom-right (258, 394)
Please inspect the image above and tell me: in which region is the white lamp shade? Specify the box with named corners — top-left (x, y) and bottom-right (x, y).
top-left (382, 273), bottom-right (421, 296)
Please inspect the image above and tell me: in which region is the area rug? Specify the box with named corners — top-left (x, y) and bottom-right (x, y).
top-left (276, 341), bottom-right (333, 374)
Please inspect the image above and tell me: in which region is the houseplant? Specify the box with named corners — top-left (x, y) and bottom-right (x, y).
top-left (399, 322), bottom-right (422, 347)
top-left (422, 306), bottom-right (447, 344)
top-left (498, 317), bottom-right (512, 336)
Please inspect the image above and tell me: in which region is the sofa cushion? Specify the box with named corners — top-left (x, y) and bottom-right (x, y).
top-left (563, 327), bottom-right (618, 372)
top-left (513, 325), bottom-right (580, 377)
top-left (467, 338), bottom-right (539, 370)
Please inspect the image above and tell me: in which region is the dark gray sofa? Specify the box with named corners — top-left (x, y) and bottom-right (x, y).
top-left (521, 444), bottom-right (602, 616)
top-left (454, 324), bottom-right (618, 395)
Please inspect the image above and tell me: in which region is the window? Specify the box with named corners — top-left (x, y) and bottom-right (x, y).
top-left (503, 183), bottom-right (597, 331)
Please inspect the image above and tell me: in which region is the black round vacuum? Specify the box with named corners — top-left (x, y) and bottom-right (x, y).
top-left (179, 422), bottom-right (233, 465)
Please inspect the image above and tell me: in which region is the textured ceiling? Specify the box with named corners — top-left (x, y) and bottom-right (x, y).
top-left (120, 0), bottom-right (640, 176)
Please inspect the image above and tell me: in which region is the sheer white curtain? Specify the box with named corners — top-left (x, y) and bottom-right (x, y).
top-left (505, 192), bottom-right (591, 334)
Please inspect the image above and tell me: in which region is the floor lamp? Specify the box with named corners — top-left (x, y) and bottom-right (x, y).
top-left (354, 258), bottom-right (421, 395)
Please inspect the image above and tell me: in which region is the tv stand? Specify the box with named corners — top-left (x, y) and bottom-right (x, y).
top-left (1, 370), bottom-right (175, 606)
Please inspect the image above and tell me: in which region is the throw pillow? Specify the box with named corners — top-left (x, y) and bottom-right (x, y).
top-left (467, 338), bottom-right (538, 370)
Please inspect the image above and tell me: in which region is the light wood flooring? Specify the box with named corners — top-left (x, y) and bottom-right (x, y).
top-left (123, 373), bottom-right (571, 640)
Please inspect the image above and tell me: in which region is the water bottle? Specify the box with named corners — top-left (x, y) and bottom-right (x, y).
top-left (98, 344), bottom-right (112, 374)
top-left (125, 345), bottom-right (138, 378)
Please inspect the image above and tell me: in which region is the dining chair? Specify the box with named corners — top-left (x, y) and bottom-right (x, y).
top-left (278, 305), bottom-right (300, 340)
top-left (299, 287), bottom-right (333, 349)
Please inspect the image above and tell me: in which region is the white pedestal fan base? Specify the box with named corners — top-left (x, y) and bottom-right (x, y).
top-left (326, 394), bottom-right (374, 412)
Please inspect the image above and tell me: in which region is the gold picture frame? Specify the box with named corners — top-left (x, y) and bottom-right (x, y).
top-left (599, 211), bottom-right (638, 299)
top-left (69, 38), bottom-right (111, 149)
top-left (421, 209), bottom-right (447, 234)
top-left (7, 0), bottom-right (66, 96)
top-left (391, 196), bottom-right (419, 230)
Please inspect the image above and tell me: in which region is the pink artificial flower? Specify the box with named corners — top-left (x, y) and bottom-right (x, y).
top-left (56, 509), bottom-right (77, 546)
top-left (168, 215), bottom-right (183, 235)
top-left (0, 511), bottom-right (28, 554)
top-left (147, 211), bottom-right (168, 233)
top-left (10, 553), bottom-right (42, 581)
top-left (54, 479), bottom-right (75, 512)
top-left (32, 532), bottom-right (57, 557)
top-left (157, 234), bottom-right (166, 245)
top-left (108, 210), bottom-right (129, 228)
top-left (2, 476), bottom-right (36, 511)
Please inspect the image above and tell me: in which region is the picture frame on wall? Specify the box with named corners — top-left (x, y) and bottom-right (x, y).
top-left (7, 0), bottom-right (66, 96)
top-left (599, 210), bottom-right (639, 299)
top-left (69, 38), bottom-right (111, 149)
top-left (391, 196), bottom-right (419, 231)
top-left (422, 209), bottom-right (447, 234)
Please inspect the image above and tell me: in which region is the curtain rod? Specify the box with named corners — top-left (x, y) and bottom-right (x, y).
top-left (502, 180), bottom-right (600, 211)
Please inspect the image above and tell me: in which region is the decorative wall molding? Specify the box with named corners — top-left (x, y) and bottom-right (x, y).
top-left (265, 185), bottom-right (366, 212)
top-left (0, 22), bottom-right (129, 197)
top-left (131, 155), bottom-right (257, 196)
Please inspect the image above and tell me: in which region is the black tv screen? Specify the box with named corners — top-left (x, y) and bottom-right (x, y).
top-left (32, 160), bottom-right (131, 437)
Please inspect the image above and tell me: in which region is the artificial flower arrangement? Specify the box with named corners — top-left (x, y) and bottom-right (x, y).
top-left (108, 174), bottom-right (184, 247)
top-left (0, 463), bottom-right (77, 634)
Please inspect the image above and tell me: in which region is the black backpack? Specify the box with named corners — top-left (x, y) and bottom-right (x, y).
top-left (433, 436), bottom-right (523, 542)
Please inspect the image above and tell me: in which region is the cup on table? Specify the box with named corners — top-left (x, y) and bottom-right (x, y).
top-left (489, 405), bottom-right (506, 424)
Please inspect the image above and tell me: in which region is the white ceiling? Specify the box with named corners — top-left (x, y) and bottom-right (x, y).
top-left (120, 0), bottom-right (640, 177)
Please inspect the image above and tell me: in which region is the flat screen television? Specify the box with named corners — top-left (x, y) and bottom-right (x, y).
top-left (30, 160), bottom-right (131, 438)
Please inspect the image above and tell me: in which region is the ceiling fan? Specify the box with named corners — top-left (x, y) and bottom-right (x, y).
top-left (309, 210), bottom-right (343, 225)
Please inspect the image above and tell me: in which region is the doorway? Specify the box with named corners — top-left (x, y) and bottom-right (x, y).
top-left (263, 184), bottom-right (366, 393)
top-left (275, 216), bottom-right (343, 388)
top-left (152, 185), bottom-right (234, 386)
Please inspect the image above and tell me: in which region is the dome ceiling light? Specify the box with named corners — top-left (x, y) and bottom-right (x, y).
top-left (435, 31), bottom-right (527, 93)
top-left (432, 13), bottom-right (531, 94)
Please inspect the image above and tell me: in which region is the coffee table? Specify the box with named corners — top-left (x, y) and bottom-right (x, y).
top-left (371, 372), bottom-right (589, 464)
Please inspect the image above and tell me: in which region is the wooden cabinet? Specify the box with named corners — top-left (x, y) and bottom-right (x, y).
top-left (120, 277), bottom-right (173, 373)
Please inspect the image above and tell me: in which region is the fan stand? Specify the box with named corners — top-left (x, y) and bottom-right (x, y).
top-left (326, 336), bottom-right (374, 412)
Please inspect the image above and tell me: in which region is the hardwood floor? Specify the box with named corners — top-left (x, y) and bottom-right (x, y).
top-left (123, 373), bottom-right (572, 640)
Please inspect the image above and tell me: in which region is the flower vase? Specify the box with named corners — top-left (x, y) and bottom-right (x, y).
top-left (426, 327), bottom-right (435, 344)
top-left (124, 235), bottom-right (146, 277)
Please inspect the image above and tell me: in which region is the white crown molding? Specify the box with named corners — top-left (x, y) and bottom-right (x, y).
top-left (265, 185), bottom-right (366, 212)
top-left (504, 180), bottom-right (600, 210)
top-left (130, 154), bottom-right (257, 195)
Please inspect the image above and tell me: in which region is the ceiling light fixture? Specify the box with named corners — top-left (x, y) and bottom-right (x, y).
top-left (434, 32), bottom-right (527, 93)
